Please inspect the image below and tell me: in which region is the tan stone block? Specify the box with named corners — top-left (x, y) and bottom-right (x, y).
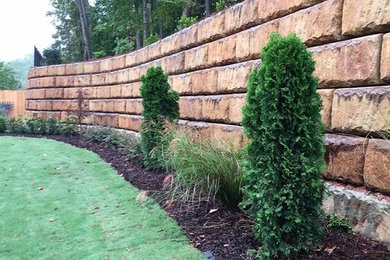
top-left (38, 100), bottom-right (53, 110)
top-left (95, 86), bottom-right (111, 98)
top-left (56, 76), bottom-right (74, 87)
top-left (331, 86), bottom-right (390, 135)
top-left (83, 87), bottom-right (95, 98)
top-left (235, 30), bottom-right (251, 61)
top-left (28, 68), bottom-right (37, 79)
top-left (342, 0), bottom-right (390, 36)
top-left (147, 42), bottom-right (161, 60)
top-left (190, 69), bottom-right (218, 94)
top-left (81, 114), bottom-right (94, 125)
top-left (89, 100), bottom-right (102, 112)
top-left (74, 75), bottom-right (91, 86)
top-left (45, 88), bottom-right (64, 99)
top-left (311, 34), bottom-right (382, 88)
top-left (160, 36), bottom-right (174, 56)
top-left (228, 94), bottom-right (246, 124)
top-left (113, 100), bottom-right (126, 113)
top-left (109, 85), bottom-right (122, 98)
top-left (27, 89), bottom-right (45, 99)
top-left (106, 72), bottom-right (118, 85)
top-left (225, 0), bottom-right (258, 34)
top-left (91, 73), bottom-right (106, 85)
top-left (179, 97), bottom-right (203, 120)
top-left (249, 21), bottom-right (279, 58)
top-left (118, 114), bottom-right (130, 129)
top-left (278, 0), bottom-right (343, 46)
top-left (84, 61), bottom-right (100, 74)
top-left (128, 66), bottom-right (141, 82)
top-left (202, 95), bottom-right (230, 122)
top-left (257, 0), bottom-right (322, 23)
top-left (64, 100), bottom-right (78, 111)
top-left (217, 61), bottom-right (253, 93)
top-left (39, 77), bottom-right (56, 88)
top-left (324, 134), bottom-right (367, 185)
top-left (65, 63), bottom-right (84, 75)
top-left (381, 33), bottom-right (390, 83)
top-left (194, 122), bottom-right (244, 148)
top-left (26, 100), bottom-right (37, 110)
top-left (117, 69), bottom-right (129, 83)
top-left (36, 67), bottom-right (48, 77)
top-left (161, 53), bottom-right (185, 74)
top-left (364, 139), bottom-right (390, 192)
top-left (129, 115), bottom-right (142, 131)
top-left (112, 55), bottom-right (125, 70)
top-left (184, 45), bottom-right (208, 71)
top-left (100, 58), bottom-right (113, 72)
top-left (170, 74), bottom-right (192, 95)
top-left (317, 89), bottom-right (334, 130)
top-left (63, 88), bottom-right (78, 99)
top-left (197, 12), bottom-right (225, 43)
top-left (46, 111), bottom-right (61, 120)
top-left (125, 99), bottom-right (143, 114)
top-left (132, 83), bottom-right (141, 97)
top-left (135, 47), bottom-right (149, 65)
top-left (179, 24), bottom-right (198, 49)
top-left (48, 65), bottom-right (66, 76)
top-left (208, 35), bottom-right (237, 66)
top-left (125, 52), bottom-right (136, 67)
top-left (28, 79), bottom-right (38, 89)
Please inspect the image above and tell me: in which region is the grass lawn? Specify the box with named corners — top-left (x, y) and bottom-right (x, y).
top-left (0, 137), bottom-right (203, 260)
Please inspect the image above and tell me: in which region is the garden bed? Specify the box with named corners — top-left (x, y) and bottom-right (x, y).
top-left (3, 133), bottom-right (390, 260)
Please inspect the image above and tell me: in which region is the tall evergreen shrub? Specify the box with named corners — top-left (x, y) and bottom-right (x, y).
top-left (140, 66), bottom-right (179, 170)
top-left (241, 33), bottom-right (325, 259)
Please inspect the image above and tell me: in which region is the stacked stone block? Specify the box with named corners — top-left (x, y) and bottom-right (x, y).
top-left (27, 0), bottom-right (390, 193)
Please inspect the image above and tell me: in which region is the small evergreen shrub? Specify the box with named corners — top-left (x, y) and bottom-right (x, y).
top-left (61, 116), bottom-right (78, 136)
top-left (241, 33), bottom-right (325, 259)
top-left (25, 117), bottom-right (46, 134)
top-left (0, 116), bottom-right (6, 133)
top-left (167, 128), bottom-right (243, 207)
top-left (6, 117), bottom-right (26, 133)
top-left (46, 117), bottom-right (61, 135)
top-left (140, 66), bottom-right (179, 170)
top-left (327, 214), bottom-right (353, 234)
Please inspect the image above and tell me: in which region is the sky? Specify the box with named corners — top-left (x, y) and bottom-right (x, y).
top-left (0, 0), bottom-right (55, 62)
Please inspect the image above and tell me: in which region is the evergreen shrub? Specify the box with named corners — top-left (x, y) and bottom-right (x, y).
top-left (140, 66), bottom-right (179, 170)
top-left (241, 33), bottom-right (325, 259)
top-left (0, 116), bottom-right (6, 133)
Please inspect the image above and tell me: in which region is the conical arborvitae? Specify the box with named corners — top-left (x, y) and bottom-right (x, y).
top-left (140, 66), bottom-right (179, 170)
top-left (241, 33), bottom-right (325, 259)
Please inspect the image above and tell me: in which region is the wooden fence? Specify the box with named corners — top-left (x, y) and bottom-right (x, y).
top-left (0, 90), bottom-right (26, 118)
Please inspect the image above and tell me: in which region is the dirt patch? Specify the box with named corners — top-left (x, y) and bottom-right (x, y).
top-left (3, 133), bottom-right (390, 260)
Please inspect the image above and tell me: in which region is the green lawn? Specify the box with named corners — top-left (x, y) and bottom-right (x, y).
top-left (0, 137), bottom-right (203, 260)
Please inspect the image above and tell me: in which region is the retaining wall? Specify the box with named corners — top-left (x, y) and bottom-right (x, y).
top-left (27, 0), bottom-right (390, 193)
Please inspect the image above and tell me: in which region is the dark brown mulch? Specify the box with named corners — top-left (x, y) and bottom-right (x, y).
top-left (2, 133), bottom-right (390, 260)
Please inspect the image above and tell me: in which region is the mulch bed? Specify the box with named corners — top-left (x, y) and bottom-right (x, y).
top-left (3, 133), bottom-right (390, 260)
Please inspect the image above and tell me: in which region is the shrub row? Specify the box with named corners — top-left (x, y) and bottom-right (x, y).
top-left (0, 116), bottom-right (78, 136)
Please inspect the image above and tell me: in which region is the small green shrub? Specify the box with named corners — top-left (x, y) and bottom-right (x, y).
top-left (83, 127), bottom-right (141, 161)
top-left (6, 117), bottom-right (26, 133)
top-left (327, 214), bottom-right (353, 234)
top-left (167, 128), bottom-right (243, 208)
top-left (144, 34), bottom-right (160, 46)
top-left (140, 67), bottom-right (179, 170)
top-left (0, 116), bottom-right (6, 133)
top-left (176, 16), bottom-right (198, 31)
top-left (241, 33), bottom-right (325, 259)
top-left (24, 117), bottom-right (46, 135)
top-left (46, 117), bottom-right (61, 135)
top-left (61, 116), bottom-right (78, 136)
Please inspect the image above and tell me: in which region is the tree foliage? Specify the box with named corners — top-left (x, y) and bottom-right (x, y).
top-left (48, 0), bottom-right (244, 62)
top-left (140, 66), bottom-right (179, 170)
top-left (241, 33), bottom-right (325, 259)
top-left (0, 61), bottom-right (21, 90)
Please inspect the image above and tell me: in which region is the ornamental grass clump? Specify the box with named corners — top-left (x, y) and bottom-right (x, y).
top-left (140, 66), bottom-right (179, 170)
top-left (241, 33), bottom-right (326, 259)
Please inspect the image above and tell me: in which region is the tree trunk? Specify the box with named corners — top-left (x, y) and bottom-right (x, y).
top-left (205, 0), bottom-right (210, 17)
top-left (135, 0), bottom-right (142, 49)
top-left (142, 0), bottom-right (148, 44)
top-left (158, 19), bottom-right (163, 39)
top-left (76, 0), bottom-right (93, 60)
